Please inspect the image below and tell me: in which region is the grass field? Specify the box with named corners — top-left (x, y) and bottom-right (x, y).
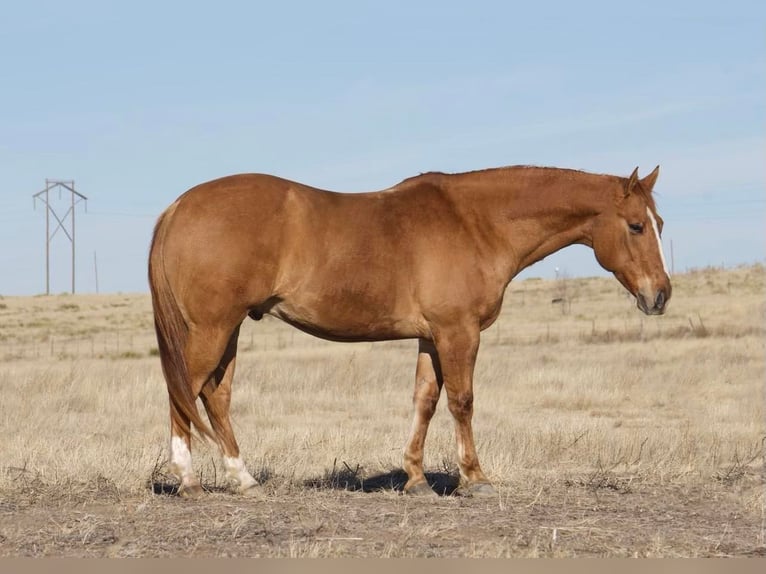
top-left (0, 264), bottom-right (764, 557)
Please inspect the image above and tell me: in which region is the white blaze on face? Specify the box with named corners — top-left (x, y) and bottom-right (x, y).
top-left (646, 207), bottom-right (669, 276)
top-left (223, 456), bottom-right (258, 490)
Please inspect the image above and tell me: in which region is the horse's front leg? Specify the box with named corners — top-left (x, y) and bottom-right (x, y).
top-left (433, 324), bottom-right (496, 497)
top-left (402, 339), bottom-right (444, 496)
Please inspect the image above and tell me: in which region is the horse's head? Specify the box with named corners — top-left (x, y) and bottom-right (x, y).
top-left (591, 166), bottom-right (671, 315)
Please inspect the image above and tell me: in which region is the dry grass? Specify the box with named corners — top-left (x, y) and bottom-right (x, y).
top-left (0, 264), bottom-right (763, 556)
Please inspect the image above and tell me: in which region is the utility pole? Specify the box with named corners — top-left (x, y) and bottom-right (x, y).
top-left (32, 179), bottom-right (88, 295)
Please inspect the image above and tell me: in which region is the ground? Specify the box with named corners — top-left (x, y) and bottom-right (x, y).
top-left (1, 468), bottom-right (763, 557)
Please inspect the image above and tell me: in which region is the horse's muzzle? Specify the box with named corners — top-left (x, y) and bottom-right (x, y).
top-left (637, 287), bottom-right (669, 316)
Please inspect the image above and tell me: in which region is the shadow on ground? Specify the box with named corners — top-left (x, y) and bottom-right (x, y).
top-left (148, 466), bottom-right (275, 496)
top-left (303, 466), bottom-right (461, 496)
top-left (148, 463), bottom-right (460, 496)
top-left (149, 481), bottom-right (236, 496)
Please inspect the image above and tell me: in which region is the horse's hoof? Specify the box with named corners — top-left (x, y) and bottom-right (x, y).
top-left (404, 481), bottom-right (438, 497)
top-left (178, 484), bottom-right (205, 499)
top-left (460, 482), bottom-right (497, 498)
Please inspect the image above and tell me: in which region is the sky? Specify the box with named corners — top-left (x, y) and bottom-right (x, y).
top-left (0, 0), bottom-right (764, 295)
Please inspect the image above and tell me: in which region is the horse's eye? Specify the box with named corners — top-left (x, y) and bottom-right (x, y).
top-left (628, 223), bottom-right (644, 234)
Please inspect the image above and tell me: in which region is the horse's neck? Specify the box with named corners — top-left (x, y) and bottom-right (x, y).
top-left (444, 170), bottom-right (606, 278)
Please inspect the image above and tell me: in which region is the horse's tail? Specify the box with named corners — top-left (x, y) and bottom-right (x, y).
top-left (148, 202), bottom-right (214, 441)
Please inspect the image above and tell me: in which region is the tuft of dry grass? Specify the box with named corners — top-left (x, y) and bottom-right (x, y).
top-left (0, 263), bottom-right (763, 556)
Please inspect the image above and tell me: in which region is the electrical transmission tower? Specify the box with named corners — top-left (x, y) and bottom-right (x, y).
top-left (32, 179), bottom-right (88, 295)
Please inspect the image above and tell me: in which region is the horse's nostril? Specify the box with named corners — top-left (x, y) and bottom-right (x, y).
top-left (654, 290), bottom-right (666, 310)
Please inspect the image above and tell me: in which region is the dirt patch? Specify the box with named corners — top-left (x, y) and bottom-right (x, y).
top-left (1, 472), bottom-right (762, 557)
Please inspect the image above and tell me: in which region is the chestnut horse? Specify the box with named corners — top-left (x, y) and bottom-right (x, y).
top-left (149, 165), bottom-right (671, 498)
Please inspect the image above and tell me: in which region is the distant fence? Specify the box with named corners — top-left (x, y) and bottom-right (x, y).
top-left (3, 311), bottom-right (739, 364)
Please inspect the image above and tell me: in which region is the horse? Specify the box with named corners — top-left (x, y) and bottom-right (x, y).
top-left (148, 165), bottom-right (671, 498)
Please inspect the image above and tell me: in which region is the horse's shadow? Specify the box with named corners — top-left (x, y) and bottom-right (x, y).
top-left (149, 467), bottom-right (460, 496)
top-left (149, 481), bottom-right (232, 496)
top-left (303, 467), bottom-right (460, 496)
top-left (149, 466), bottom-right (274, 496)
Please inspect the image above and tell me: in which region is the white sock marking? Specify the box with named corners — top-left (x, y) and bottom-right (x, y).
top-left (223, 456), bottom-right (258, 489)
top-left (170, 435), bottom-right (195, 485)
top-left (647, 207), bottom-right (669, 276)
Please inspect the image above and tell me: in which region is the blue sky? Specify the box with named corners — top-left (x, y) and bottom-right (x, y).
top-left (1, 0), bottom-right (763, 295)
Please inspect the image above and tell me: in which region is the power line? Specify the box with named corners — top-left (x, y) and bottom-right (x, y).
top-left (86, 210), bottom-right (155, 218)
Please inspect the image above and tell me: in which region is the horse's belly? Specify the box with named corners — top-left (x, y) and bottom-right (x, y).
top-left (267, 298), bottom-right (426, 343)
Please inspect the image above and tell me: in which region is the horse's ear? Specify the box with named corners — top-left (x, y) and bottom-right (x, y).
top-left (624, 167), bottom-right (640, 198)
top-left (640, 165), bottom-right (660, 192)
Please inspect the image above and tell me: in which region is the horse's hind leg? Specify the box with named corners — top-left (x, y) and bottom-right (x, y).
top-left (199, 325), bottom-right (259, 494)
top-left (169, 410), bottom-right (203, 498)
top-left (169, 322), bottom-right (243, 497)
